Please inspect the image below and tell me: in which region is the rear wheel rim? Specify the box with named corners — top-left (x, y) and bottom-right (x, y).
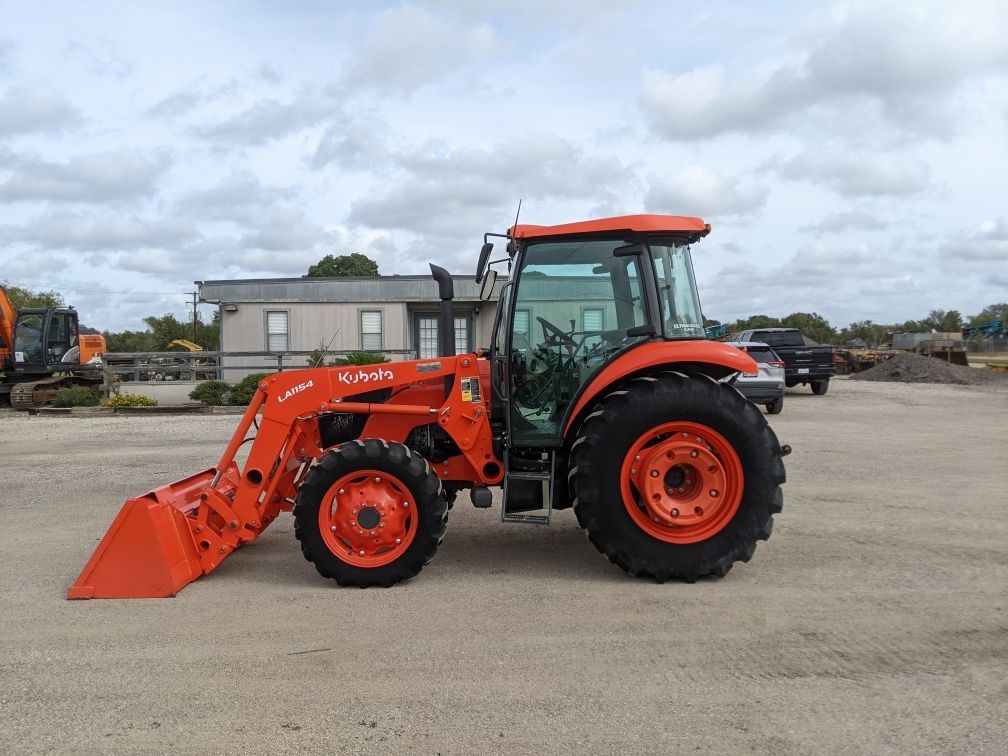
top-left (317, 469), bottom-right (418, 567)
top-left (620, 421), bottom-right (744, 544)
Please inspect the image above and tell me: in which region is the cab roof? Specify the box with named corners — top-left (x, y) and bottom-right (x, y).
top-left (511, 214), bottom-right (710, 240)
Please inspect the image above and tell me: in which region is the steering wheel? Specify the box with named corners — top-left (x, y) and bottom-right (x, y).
top-left (537, 316), bottom-right (576, 348)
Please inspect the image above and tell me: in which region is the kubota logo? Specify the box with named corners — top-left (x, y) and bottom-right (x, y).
top-left (337, 367), bottom-right (394, 385)
top-left (277, 380), bottom-right (314, 403)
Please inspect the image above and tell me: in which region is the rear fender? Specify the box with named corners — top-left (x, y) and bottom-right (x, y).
top-left (562, 340), bottom-right (756, 437)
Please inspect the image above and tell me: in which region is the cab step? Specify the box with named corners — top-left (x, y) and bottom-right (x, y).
top-left (502, 450), bottom-right (554, 525)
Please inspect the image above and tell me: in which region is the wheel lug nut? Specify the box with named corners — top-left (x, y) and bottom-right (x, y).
top-left (690, 450), bottom-right (698, 458)
top-left (395, 538), bottom-right (401, 544)
top-left (634, 455), bottom-right (640, 461)
top-left (374, 477), bottom-right (381, 483)
top-left (403, 502), bottom-right (409, 508)
top-left (709, 489), bottom-right (718, 497)
top-left (678, 488), bottom-right (685, 494)
top-left (671, 508), bottom-right (679, 516)
top-left (338, 488), bottom-right (345, 495)
top-left (330, 525), bottom-right (337, 532)
top-left (370, 530), bottom-right (376, 536)
top-left (358, 550), bottom-right (365, 556)
top-left (650, 470), bottom-right (659, 478)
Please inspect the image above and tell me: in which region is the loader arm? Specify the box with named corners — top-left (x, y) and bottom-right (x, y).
top-left (69, 355), bottom-right (499, 598)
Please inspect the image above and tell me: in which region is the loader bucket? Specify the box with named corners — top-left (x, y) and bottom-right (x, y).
top-left (68, 463), bottom-right (240, 599)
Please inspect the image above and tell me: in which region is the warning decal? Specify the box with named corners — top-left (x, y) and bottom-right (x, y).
top-left (460, 377), bottom-right (481, 402)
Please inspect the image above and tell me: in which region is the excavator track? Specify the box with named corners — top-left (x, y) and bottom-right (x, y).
top-left (10, 376), bottom-right (101, 410)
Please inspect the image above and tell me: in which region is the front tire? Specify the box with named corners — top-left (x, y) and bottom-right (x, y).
top-left (569, 372), bottom-right (785, 582)
top-left (766, 397), bottom-right (783, 415)
top-left (294, 439), bottom-right (447, 587)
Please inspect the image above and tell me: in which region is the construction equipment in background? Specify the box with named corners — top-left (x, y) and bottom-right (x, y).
top-left (0, 286), bottom-right (107, 409)
top-left (704, 323), bottom-right (730, 340)
top-left (167, 339), bottom-right (204, 351)
top-left (69, 214), bottom-right (788, 599)
top-left (834, 348), bottom-right (901, 375)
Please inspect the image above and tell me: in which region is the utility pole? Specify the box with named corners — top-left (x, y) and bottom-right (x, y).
top-left (189, 291), bottom-right (198, 344)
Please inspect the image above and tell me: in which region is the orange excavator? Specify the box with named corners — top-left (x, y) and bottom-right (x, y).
top-left (0, 286), bottom-right (107, 409)
top-left (69, 214), bottom-right (788, 598)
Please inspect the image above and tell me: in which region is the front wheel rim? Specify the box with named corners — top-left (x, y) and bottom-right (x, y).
top-left (620, 421), bottom-right (744, 544)
top-left (317, 469), bottom-right (418, 567)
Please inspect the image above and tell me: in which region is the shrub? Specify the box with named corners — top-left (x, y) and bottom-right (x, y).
top-left (331, 351), bottom-right (391, 366)
top-left (227, 372), bottom-right (272, 405)
top-left (53, 386), bottom-right (100, 407)
top-left (101, 393), bottom-right (158, 408)
top-left (190, 380), bottom-right (231, 405)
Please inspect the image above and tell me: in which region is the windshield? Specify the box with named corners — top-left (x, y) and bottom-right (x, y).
top-left (649, 242), bottom-right (705, 339)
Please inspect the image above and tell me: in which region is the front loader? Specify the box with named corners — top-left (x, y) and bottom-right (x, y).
top-left (69, 214), bottom-right (787, 598)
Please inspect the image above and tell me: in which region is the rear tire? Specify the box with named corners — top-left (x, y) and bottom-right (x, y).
top-left (811, 379), bottom-right (829, 395)
top-left (765, 397), bottom-right (783, 415)
top-left (569, 372), bottom-right (785, 582)
top-left (294, 439), bottom-right (447, 587)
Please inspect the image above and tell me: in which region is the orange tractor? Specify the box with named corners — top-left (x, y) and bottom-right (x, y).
top-left (0, 286), bottom-right (107, 409)
top-left (69, 214), bottom-right (787, 598)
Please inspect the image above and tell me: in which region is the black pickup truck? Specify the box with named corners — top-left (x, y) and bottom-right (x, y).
top-left (733, 328), bottom-right (836, 395)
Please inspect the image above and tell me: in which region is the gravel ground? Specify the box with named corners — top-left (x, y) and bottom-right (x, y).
top-left (1, 378), bottom-right (1006, 755)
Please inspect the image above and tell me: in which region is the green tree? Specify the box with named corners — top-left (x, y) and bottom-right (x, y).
top-left (780, 312), bottom-right (837, 345)
top-left (729, 314), bottom-right (782, 334)
top-left (306, 252), bottom-right (379, 277)
top-left (1, 282), bottom-right (65, 310)
top-left (103, 311), bottom-right (220, 352)
top-left (967, 303), bottom-right (1007, 326)
top-left (923, 309), bottom-right (962, 332)
top-left (839, 320), bottom-right (889, 347)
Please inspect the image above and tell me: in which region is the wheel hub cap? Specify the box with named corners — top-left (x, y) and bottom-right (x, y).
top-left (621, 422), bottom-right (743, 544)
top-left (318, 470), bottom-right (416, 567)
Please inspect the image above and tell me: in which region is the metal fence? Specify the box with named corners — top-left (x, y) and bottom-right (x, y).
top-left (105, 350), bottom-right (416, 383)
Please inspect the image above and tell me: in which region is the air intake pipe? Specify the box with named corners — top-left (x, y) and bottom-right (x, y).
top-left (429, 264), bottom-right (456, 397)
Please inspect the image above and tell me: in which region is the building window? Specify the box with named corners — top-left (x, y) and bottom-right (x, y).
top-left (514, 309), bottom-right (531, 338)
top-left (582, 308), bottom-right (604, 332)
top-left (361, 310), bottom-right (383, 351)
top-left (265, 310), bottom-right (289, 352)
top-left (417, 315), bottom-right (438, 359)
top-left (454, 316), bottom-right (470, 355)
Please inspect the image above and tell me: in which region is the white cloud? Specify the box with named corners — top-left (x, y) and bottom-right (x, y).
top-left (350, 133), bottom-right (630, 239)
top-left (197, 88), bottom-right (339, 145)
top-left (342, 5), bottom-right (502, 93)
top-left (644, 166), bottom-right (768, 218)
top-left (0, 86), bottom-right (81, 137)
top-left (0, 150), bottom-right (170, 203)
top-left (776, 150), bottom-right (931, 197)
top-left (640, 0), bottom-right (1008, 141)
top-left (941, 214), bottom-right (1008, 262)
top-left (803, 210), bottom-right (891, 234)
top-left (0, 208), bottom-right (197, 252)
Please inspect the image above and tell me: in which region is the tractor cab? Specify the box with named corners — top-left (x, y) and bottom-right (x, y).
top-left (11, 308), bottom-right (80, 371)
top-left (480, 216), bottom-right (709, 449)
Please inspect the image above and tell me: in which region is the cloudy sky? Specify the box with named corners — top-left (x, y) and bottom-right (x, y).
top-left (1, 0), bottom-right (1006, 332)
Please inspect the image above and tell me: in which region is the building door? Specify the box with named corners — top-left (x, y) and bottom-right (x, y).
top-left (413, 312), bottom-right (472, 358)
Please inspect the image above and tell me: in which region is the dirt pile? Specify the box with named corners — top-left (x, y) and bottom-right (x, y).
top-left (850, 352), bottom-right (1004, 385)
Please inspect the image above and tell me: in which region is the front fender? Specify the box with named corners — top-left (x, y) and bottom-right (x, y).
top-left (562, 340), bottom-right (755, 436)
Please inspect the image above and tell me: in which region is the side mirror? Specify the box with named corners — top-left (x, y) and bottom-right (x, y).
top-left (478, 269), bottom-right (497, 301)
top-left (475, 242), bottom-right (493, 283)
